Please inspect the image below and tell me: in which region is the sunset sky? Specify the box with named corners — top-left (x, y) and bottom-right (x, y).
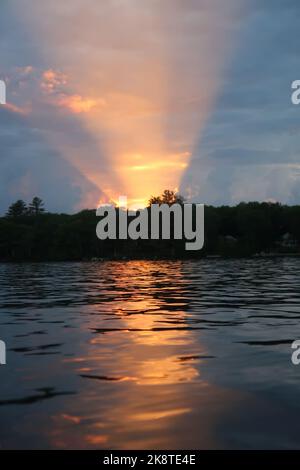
top-left (0, 0), bottom-right (300, 212)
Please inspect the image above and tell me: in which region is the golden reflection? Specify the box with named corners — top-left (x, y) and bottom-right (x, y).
top-left (48, 261), bottom-right (234, 449)
top-left (133, 408), bottom-right (192, 422)
top-left (89, 262), bottom-right (201, 385)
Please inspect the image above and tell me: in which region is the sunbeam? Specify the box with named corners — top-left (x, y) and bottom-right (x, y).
top-left (10, 0), bottom-right (244, 208)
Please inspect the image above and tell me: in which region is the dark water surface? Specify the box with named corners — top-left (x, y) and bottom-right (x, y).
top-left (1, 259), bottom-right (300, 449)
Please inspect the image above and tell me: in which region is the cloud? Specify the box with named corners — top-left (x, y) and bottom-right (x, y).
top-left (180, 0), bottom-right (300, 205)
top-left (41, 69), bottom-right (67, 94)
top-left (2, 1), bottom-right (300, 211)
top-left (0, 65), bottom-right (106, 213)
top-left (40, 69), bottom-right (104, 113)
top-left (2, 0), bottom-right (244, 208)
top-left (2, 102), bottom-right (28, 115)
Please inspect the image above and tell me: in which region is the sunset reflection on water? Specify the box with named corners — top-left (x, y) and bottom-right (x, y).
top-left (54, 261), bottom-right (212, 448)
top-left (2, 259), bottom-right (300, 449)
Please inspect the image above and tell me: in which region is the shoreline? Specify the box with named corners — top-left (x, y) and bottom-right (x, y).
top-left (0, 252), bottom-right (299, 263)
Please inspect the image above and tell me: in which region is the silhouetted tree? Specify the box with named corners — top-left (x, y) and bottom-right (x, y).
top-left (148, 195), bottom-right (161, 205)
top-left (6, 200), bottom-right (28, 218)
top-left (0, 197), bottom-right (299, 261)
top-left (149, 190), bottom-right (184, 206)
top-left (28, 197), bottom-right (45, 215)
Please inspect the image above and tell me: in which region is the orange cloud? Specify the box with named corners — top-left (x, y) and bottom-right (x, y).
top-left (41, 69), bottom-right (67, 93)
top-left (41, 69), bottom-right (103, 114)
top-left (3, 102), bottom-right (29, 115)
top-left (57, 94), bottom-right (102, 114)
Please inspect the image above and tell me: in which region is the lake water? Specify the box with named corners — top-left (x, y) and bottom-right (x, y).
top-left (0, 259), bottom-right (300, 449)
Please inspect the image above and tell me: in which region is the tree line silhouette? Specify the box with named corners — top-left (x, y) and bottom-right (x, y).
top-left (1, 191), bottom-right (300, 261)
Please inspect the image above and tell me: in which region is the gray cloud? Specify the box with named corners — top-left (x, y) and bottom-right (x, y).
top-left (180, 0), bottom-right (300, 205)
top-left (0, 105), bottom-right (101, 213)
